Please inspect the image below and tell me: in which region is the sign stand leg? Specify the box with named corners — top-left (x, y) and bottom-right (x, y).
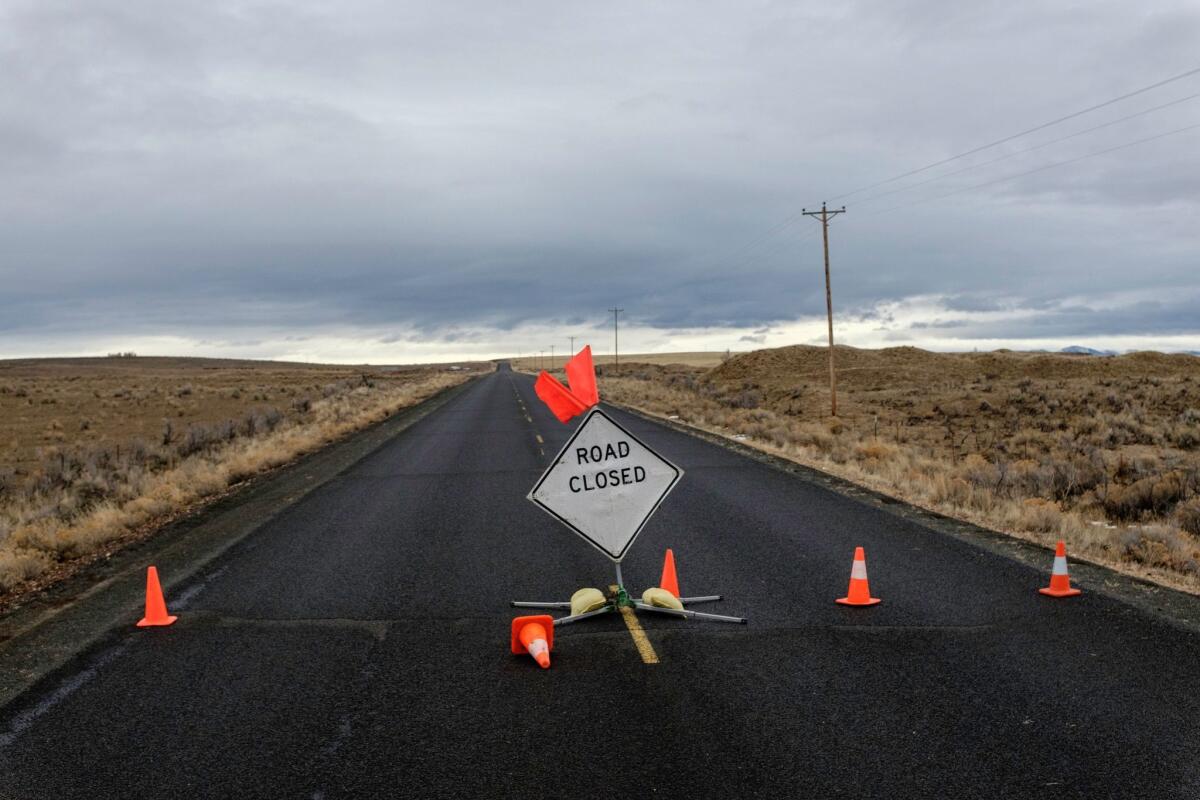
top-left (676, 595), bottom-right (721, 604)
top-left (552, 607), bottom-right (614, 626)
top-left (511, 561), bottom-right (746, 629)
top-left (633, 601), bottom-right (746, 624)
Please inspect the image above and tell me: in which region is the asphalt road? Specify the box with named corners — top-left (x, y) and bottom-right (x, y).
top-left (2, 363), bottom-right (1199, 798)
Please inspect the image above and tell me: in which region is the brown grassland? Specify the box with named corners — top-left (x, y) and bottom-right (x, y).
top-left (0, 356), bottom-right (487, 603)
top-left (575, 345), bottom-right (1200, 594)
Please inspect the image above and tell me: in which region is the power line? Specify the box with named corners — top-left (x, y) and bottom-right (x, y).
top-left (848, 92), bottom-right (1200, 209)
top-left (830, 65), bottom-right (1200, 202)
top-left (720, 69), bottom-right (1200, 275)
top-left (688, 209), bottom-right (810, 276)
top-left (729, 221), bottom-right (820, 272)
top-left (870, 122), bottom-right (1200, 215)
top-left (665, 209), bottom-right (819, 292)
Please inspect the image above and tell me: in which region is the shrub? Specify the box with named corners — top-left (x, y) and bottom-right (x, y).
top-left (178, 423), bottom-right (220, 457)
top-left (856, 442), bottom-right (896, 462)
top-left (1104, 473), bottom-right (1185, 521)
top-left (1178, 498), bottom-right (1200, 537)
top-left (1047, 457), bottom-right (1103, 501)
top-left (0, 548), bottom-right (51, 592)
top-left (958, 454), bottom-right (998, 489)
top-left (930, 475), bottom-right (973, 507)
top-left (1172, 426), bottom-right (1200, 449)
top-left (1017, 498), bottom-right (1062, 532)
top-left (1119, 525), bottom-right (1200, 574)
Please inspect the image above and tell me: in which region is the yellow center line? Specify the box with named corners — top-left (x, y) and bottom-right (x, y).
top-left (610, 584), bottom-right (659, 665)
top-left (535, 434), bottom-right (543, 443)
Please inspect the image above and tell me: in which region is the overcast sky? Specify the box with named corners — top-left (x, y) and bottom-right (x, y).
top-left (2, 0), bottom-right (1198, 362)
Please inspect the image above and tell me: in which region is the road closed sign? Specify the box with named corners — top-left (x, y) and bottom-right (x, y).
top-left (527, 407), bottom-right (683, 562)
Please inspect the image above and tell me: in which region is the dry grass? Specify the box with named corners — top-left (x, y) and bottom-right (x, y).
top-left (594, 345), bottom-right (1200, 594)
top-left (0, 357), bottom-right (487, 598)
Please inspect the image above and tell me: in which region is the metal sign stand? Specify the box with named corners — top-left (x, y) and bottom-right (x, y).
top-left (512, 561), bottom-right (746, 626)
top-left (516, 399), bottom-right (745, 628)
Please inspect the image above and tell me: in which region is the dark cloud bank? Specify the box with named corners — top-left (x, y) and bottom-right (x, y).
top-left (1, 0), bottom-right (1197, 358)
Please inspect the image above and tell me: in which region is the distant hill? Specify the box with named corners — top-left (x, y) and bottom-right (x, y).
top-left (704, 344), bottom-right (1200, 391)
top-left (1061, 346), bottom-right (1117, 357)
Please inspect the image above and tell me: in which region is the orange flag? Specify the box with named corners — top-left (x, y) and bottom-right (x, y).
top-left (564, 345), bottom-right (599, 407)
top-left (533, 345), bottom-right (600, 423)
top-left (535, 371), bottom-right (589, 423)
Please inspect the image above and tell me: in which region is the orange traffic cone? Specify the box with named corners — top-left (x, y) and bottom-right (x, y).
top-left (660, 549), bottom-right (680, 598)
top-left (836, 547), bottom-right (881, 606)
top-left (136, 566), bottom-right (178, 627)
top-left (1039, 541), bottom-right (1082, 597)
top-left (510, 615), bottom-right (554, 669)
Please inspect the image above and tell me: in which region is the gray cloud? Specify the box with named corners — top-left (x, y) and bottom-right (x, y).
top-left (1, 0), bottom-right (1198, 358)
top-left (910, 297), bottom-right (1200, 339)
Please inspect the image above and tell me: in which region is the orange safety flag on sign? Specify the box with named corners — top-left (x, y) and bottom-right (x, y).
top-left (564, 345), bottom-right (599, 407)
top-left (535, 371), bottom-right (590, 423)
top-left (533, 345), bottom-right (600, 423)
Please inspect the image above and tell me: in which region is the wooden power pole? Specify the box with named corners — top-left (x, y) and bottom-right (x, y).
top-left (569, 335), bottom-right (575, 357)
top-left (608, 308), bottom-right (623, 374)
top-left (802, 202), bottom-right (846, 417)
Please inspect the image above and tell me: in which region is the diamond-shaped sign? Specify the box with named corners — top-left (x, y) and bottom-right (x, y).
top-left (527, 407), bottom-right (683, 562)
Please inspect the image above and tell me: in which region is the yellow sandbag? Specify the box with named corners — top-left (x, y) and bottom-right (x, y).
top-left (641, 587), bottom-right (684, 611)
top-left (570, 587), bottom-right (607, 616)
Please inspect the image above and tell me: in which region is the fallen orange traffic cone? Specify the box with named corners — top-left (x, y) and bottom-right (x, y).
top-left (660, 548), bottom-right (680, 598)
top-left (137, 566), bottom-right (178, 627)
top-left (510, 615), bottom-right (554, 669)
top-left (836, 547), bottom-right (881, 606)
top-left (1039, 540), bottom-right (1082, 597)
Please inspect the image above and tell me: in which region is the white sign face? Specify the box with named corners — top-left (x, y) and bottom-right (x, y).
top-left (528, 407), bottom-right (683, 562)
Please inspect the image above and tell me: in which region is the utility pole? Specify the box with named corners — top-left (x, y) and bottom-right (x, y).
top-left (569, 335), bottom-right (575, 357)
top-left (550, 344), bottom-right (555, 370)
top-left (608, 308), bottom-right (623, 374)
top-left (802, 201), bottom-right (846, 417)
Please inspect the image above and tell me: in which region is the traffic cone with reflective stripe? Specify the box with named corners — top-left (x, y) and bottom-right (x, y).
top-left (136, 566), bottom-right (177, 627)
top-left (1039, 541), bottom-right (1082, 597)
top-left (836, 547), bottom-right (881, 606)
top-left (510, 615), bottom-right (554, 669)
top-left (659, 549), bottom-right (680, 598)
